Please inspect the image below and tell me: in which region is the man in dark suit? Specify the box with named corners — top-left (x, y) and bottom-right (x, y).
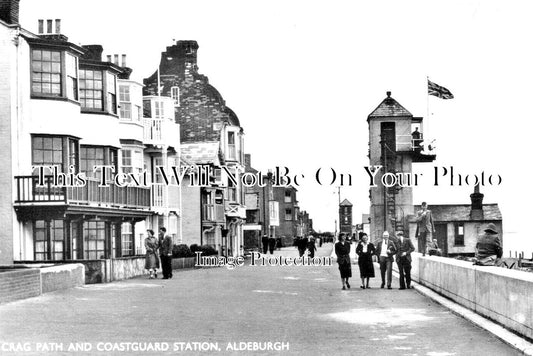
top-left (159, 227), bottom-right (173, 279)
top-left (395, 231), bottom-right (415, 289)
top-left (375, 231), bottom-right (397, 289)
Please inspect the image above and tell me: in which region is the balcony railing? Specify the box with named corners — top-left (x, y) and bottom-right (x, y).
top-left (15, 176), bottom-right (151, 210)
top-left (225, 202), bottom-right (247, 219)
top-left (203, 203), bottom-right (225, 222)
top-left (143, 118), bottom-right (179, 146)
top-left (151, 185), bottom-right (180, 211)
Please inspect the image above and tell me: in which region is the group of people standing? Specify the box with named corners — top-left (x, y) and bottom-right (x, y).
top-left (296, 236), bottom-right (317, 258)
top-left (261, 235), bottom-right (277, 254)
top-left (334, 230), bottom-right (415, 290)
top-left (144, 227), bottom-right (174, 279)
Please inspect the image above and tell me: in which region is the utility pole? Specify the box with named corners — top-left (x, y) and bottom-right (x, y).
top-left (337, 186), bottom-right (341, 235)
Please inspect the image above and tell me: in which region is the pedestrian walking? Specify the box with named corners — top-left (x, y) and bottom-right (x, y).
top-left (355, 233), bottom-right (375, 289)
top-left (159, 227), bottom-right (173, 279)
top-left (395, 231), bottom-right (415, 289)
top-left (335, 233), bottom-right (352, 290)
top-left (307, 235), bottom-right (317, 258)
top-left (376, 231), bottom-right (396, 289)
top-left (268, 235), bottom-right (276, 254)
top-left (144, 229), bottom-right (159, 279)
top-left (262, 235), bottom-right (269, 254)
top-left (298, 236), bottom-right (308, 257)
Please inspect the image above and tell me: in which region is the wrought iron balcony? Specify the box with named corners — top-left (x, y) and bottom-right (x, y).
top-left (14, 175), bottom-right (151, 210)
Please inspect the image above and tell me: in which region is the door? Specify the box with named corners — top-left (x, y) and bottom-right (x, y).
top-left (434, 223), bottom-right (448, 256)
top-left (381, 122), bottom-right (396, 153)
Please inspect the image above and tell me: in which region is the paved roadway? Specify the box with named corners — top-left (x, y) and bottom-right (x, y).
top-left (0, 243), bottom-right (521, 356)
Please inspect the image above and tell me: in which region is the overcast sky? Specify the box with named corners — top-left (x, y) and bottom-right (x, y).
top-left (19, 0), bottom-right (533, 254)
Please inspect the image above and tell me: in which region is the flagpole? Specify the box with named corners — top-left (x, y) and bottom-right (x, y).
top-left (157, 67), bottom-right (161, 97)
top-left (426, 76), bottom-right (430, 146)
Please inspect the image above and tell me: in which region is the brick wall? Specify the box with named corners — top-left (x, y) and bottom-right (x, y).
top-left (143, 41), bottom-right (238, 143)
top-left (0, 268), bottom-right (41, 304)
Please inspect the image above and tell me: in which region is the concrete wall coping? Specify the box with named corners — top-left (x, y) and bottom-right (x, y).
top-left (40, 263), bottom-right (85, 274)
top-left (419, 255), bottom-right (533, 282)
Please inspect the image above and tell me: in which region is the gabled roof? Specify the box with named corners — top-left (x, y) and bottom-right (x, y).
top-left (180, 142), bottom-right (221, 166)
top-left (368, 92), bottom-right (413, 119)
top-left (408, 204), bottom-right (502, 223)
top-left (340, 199), bottom-right (352, 206)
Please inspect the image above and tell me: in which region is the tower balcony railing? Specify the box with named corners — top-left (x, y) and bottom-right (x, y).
top-left (396, 135), bottom-right (436, 154)
top-left (14, 175), bottom-right (151, 210)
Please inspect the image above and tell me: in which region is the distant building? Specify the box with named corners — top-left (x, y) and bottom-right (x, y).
top-left (243, 154), bottom-right (274, 250)
top-left (273, 186), bottom-right (299, 246)
top-left (408, 186), bottom-right (502, 257)
top-left (339, 199), bottom-right (353, 236)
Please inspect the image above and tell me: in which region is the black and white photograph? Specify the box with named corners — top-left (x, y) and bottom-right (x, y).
top-left (1, 0), bottom-right (532, 355)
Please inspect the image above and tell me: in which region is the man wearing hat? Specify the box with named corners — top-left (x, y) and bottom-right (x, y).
top-left (375, 231), bottom-right (397, 289)
top-left (475, 223), bottom-right (502, 266)
top-left (416, 202), bottom-right (435, 256)
top-left (395, 231), bottom-right (415, 289)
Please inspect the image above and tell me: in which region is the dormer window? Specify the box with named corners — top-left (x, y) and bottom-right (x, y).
top-left (227, 131), bottom-right (236, 160)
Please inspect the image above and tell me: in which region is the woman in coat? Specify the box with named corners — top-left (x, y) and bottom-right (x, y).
top-left (145, 229), bottom-right (159, 279)
top-left (355, 233), bottom-right (375, 289)
top-left (335, 233), bottom-right (352, 290)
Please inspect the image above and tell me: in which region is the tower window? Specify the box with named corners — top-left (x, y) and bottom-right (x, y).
top-left (171, 86), bottom-right (180, 107)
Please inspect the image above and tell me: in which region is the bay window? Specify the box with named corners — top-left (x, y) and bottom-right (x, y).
top-left (31, 49), bottom-right (62, 96)
top-left (79, 68), bottom-right (118, 114)
top-left (79, 69), bottom-right (103, 109)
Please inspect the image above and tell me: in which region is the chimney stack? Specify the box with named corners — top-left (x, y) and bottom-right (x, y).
top-left (82, 45), bottom-right (103, 61)
top-left (37, 18), bottom-right (68, 40)
top-left (470, 184), bottom-right (484, 220)
top-left (0, 0), bottom-right (20, 25)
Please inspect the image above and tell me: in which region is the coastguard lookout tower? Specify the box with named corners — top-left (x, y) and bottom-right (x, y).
top-left (367, 92), bottom-right (436, 242)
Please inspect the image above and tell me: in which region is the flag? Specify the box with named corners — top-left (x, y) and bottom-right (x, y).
top-left (428, 79), bottom-right (454, 99)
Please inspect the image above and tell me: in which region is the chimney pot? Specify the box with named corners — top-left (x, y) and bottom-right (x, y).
top-left (121, 54), bottom-right (126, 67)
top-left (47, 19), bottom-right (53, 34)
top-left (38, 19), bottom-right (44, 34)
top-left (114, 54), bottom-right (119, 65)
top-left (55, 19), bottom-right (61, 34)
top-left (107, 55), bottom-right (112, 62)
top-left (386, 91), bottom-right (391, 98)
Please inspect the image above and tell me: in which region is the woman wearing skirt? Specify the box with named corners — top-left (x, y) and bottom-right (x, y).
top-left (356, 233), bottom-right (375, 289)
top-left (335, 233), bottom-right (352, 290)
